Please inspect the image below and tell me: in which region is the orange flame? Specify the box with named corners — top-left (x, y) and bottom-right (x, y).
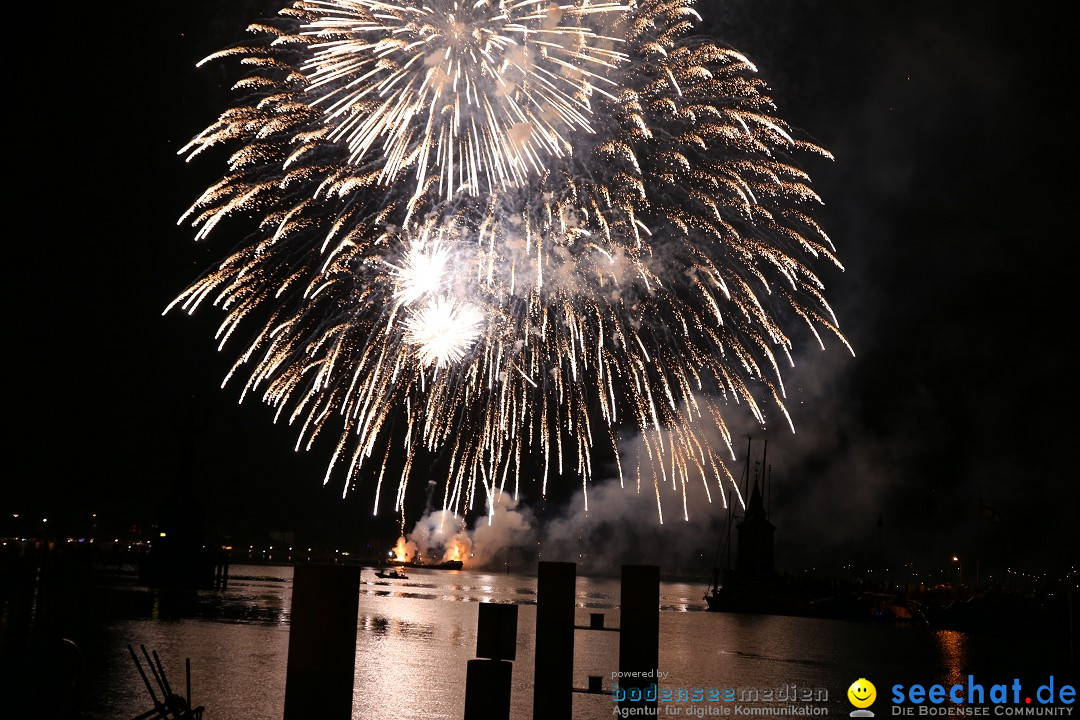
top-left (444, 538), bottom-right (468, 564)
top-left (392, 536), bottom-right (409, 562)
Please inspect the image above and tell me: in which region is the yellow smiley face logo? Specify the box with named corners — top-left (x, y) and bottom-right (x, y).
top-left (848, 678), bottom-right (876, 708)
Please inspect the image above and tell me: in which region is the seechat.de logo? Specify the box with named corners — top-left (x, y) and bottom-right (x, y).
top-left (891, 676), bottom-right (1076, 711)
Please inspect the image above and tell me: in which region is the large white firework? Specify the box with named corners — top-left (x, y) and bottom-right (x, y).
top-left (170, 0), bottom-right (849, 521)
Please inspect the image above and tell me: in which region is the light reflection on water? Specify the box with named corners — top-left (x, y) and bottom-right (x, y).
top-left (935, 630), bottom-right (969, 691)
top-left (75, 565), bottom-right (1039, 720)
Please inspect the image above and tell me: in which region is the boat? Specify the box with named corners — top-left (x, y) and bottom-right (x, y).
top-left (704, 438), bottom-right (779, 612)
top-left (386, 559), bottom-right (463, 571)
top-left (703, 439), bottom-right (921, 624)
top-left (375, 567), bottom-right (408, 580)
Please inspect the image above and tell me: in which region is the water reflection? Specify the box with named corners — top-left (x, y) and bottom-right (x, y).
top-left (360, 575), bottom-right (540, 605)
top-left (934, 630), bottom-right (969, 692)
top-left (361, 614), bottom-right (437, 639)
top-left (69, 565), bottom-right (1047, 720)
top-left (719, 649), bottom-right (837, 667)
top-left (101, 585), bottom-right (291, 626)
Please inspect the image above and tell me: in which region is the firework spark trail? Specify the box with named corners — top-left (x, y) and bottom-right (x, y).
top-left (169, 0), bottom-right (850, 521)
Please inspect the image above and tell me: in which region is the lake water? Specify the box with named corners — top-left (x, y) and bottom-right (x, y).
top-left (36, 565), bottom-right (1075, 718)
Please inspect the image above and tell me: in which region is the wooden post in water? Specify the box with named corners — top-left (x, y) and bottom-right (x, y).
top-left (464, 660), bottom-right (513, 719)
top-left (619, 565), bottom-right (659, 715)
top-left (284, 564), bottom-right (360, 720)
top-left (464, 602), bottom-right (517, 720)
top-left (533, 561), bottom-right (576, 720)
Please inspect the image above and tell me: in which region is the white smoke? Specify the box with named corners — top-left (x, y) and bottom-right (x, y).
top-left (406, 509), bottom-right (470, 563)
top-left (399, 491), bottom-right (538, 568)
top-left (539, 463), bottom-right (733, 577)
top-left (470, 493), bottom-right (538, 567)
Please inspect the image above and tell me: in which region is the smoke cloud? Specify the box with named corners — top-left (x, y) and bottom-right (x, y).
top-left (396, 345), bottom-right (920, 579)
top-left (399, 492), bottom-right (538, 567)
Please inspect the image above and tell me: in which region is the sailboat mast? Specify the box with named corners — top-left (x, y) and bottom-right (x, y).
top-left (742, 436), bottom-right (752, 511)
top-left (767, 465), bottom-right (772, 520)
top-left (726, 489), bottom-right (733, 571)
top-left (760, 439), bottom-right (768, 515)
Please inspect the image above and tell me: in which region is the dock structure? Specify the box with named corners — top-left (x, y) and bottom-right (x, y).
top-left (531, 562), bottom-right (660, 719)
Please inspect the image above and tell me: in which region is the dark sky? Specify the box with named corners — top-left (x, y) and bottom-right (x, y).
top-left (8, 1), bottom-right (1077, 574)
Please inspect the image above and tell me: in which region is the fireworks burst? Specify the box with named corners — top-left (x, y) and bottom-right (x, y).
top-left (403, 296), bottom-right (485, 368)
top-left (169, 0), bottom-right (849, 521)
top-left (298, 0), bottom-right (629, 199)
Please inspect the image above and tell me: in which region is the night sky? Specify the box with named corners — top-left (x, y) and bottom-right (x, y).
top-left (9, 1), bottom-right (1077, 575)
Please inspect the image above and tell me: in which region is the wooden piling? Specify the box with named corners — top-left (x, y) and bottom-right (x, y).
top-left (283, 564), bottom-right (360, 720)
top-left (533, 561), bottom-right (576, 720)
top-left (618, 565), bottom-right (659, 714)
